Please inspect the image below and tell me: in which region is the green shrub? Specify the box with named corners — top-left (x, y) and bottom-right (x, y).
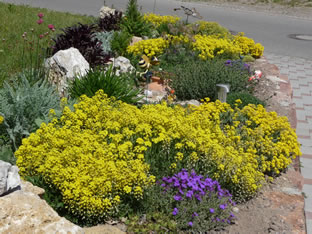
top-left (227, 92), bottom-right (266, 109)
top-left (242, 55), bottom-right (255, 63)
top-left (159, 44), bottom-right (199, 71)
top-left (188, 21), bottom-right (230, 37)
top-left (111, 30), bottom-right (132, 56)
top-left (0, 74), bottom-right (60, 151)
top-left (120, 0), bottom-right (152, 37)
top-left (69, 65), bottom-right (142, 104)
top-left (126, 212), bottom-right (178, 233)
top-left (0, 145), bottom-right (15, 165)
top-left (169, 59), bottom-right (250, 101)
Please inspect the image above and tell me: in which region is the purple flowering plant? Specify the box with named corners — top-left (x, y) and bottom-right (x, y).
top-left (158, 169), bottom-right (236, 232)
top-left (224, 59), bottom-right (252, 76)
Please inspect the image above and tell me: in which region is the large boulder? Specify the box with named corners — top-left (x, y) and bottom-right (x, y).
top-left (0, 180), bottom-right (84, 234)
top-left (45, 47), bottom-right (90, 97)
top-left (0, 160), bottom-right (21, 196)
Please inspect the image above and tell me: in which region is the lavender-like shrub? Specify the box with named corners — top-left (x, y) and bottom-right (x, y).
top-left (156, 169), bottom-right (236, 231)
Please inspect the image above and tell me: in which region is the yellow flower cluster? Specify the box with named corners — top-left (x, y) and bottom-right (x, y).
top-left (189, 21), bottom-right (230, 37)
top-left (0, 115), bottom-right (3, 124)
top-left (16, 91), bottom-right (301, 211)
top-left (166, 34), bottom-right (190, 45)
top-left (233, 32), bottom-right (264, 58)
top-left (127, 37), bottom-right (169, 57)
top-left (15, 91), bottom-right (155, 219)
top-left (192, 33), bottom-right (264, 60)
top-left (192, 35), bottom-right (241, 60)
top-left (143, 13), bottom-right (180, 27)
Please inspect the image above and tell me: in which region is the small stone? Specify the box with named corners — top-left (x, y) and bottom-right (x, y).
top-left (112, 56), bottom-right (135, 75)
top-left (233, 207), bottom-right (239, 213)
top-left (185, 99), bottom-right (200, 106)
top-left (281, 187), bottom-right (301, 196)
top-left (130, 36), bottom-right (143, 46)
top-left (266, 75), bottom-right (288, 84)
top-left (144, 90), bottom-right (153, 98)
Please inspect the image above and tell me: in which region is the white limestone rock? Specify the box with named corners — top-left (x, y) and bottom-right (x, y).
top-left (45, 47), bottom-right (90, 97)
top-left (6, 165), bottom-right (21, 192)
top-left (0, 160), bottom-right (11, 195)
top-left (99, 6), bottom-right (116, 19)
top-left (0, 181), bottom-right (84, 234)
top-left (112, 56), bottom-right (135, 75)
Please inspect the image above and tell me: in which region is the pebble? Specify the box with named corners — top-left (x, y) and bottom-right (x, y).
top-left (232, 207), bottom-right (239, 213)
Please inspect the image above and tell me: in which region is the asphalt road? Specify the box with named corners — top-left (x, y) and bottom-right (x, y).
top-left (3, 0), bottom-right (312, 60)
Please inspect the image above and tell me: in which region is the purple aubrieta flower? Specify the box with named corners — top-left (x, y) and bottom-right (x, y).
top-left (219, 204), bottom-right (227, 210)
top-left (188, 222), bottom-right (193, 227)
top-left (192, 212), bottom-right (199, 217)
top-left (195, 194), bottom-right (201, 201)
top-left (186, 190), bottom-right (193, 199)
top-left (172, 207), bottom-right (178, 216)
top-left (174, 195), bottom-right (182, 201)
top-left (209, 208), bottom-right (215, 213)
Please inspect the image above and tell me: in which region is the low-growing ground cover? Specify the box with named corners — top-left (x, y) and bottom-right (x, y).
top-left (0, 0), bottom-right (302, 232)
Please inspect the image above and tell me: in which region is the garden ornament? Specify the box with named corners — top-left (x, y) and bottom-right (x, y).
top-left (249, 70), bottom-right (263, 81)
top-left (137, 55), bottom-right (159, 83)
top-left (174, 6), bottom-right (202, 24)
top-left (216, 84), bottom-right (230, 103)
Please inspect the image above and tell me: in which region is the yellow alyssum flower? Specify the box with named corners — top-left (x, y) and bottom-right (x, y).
top-left (144, 13), bottom-right (180, 27)
top-left (15, 89), bottom-right (301, 213)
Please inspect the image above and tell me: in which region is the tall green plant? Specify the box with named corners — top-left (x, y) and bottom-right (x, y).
top-left (110, 30), bottom-right (132, 56)
top-left (69, 65), bottom-right (142, 104)
top-left (121, 0), bottom-right (151, 37)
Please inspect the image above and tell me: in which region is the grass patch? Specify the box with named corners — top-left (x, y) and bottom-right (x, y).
top-left (0, 2), bottom-right (96, 85)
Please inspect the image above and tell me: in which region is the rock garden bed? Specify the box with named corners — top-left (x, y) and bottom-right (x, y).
top-left (0, 0), bottom-right (304, 233)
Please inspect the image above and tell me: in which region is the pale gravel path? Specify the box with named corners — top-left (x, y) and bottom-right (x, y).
top-left (265, 51), bottom-right (312, 234)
